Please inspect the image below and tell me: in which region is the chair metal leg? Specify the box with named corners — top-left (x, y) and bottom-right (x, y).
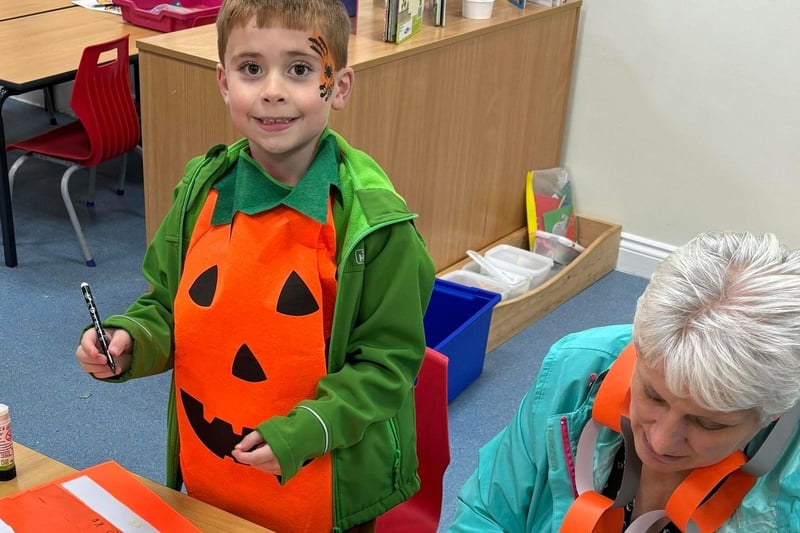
top-left (7, 154), bottom-right (31, 198)
top-left (86, 166), bottom-right (97, 207)
top-left (61, 164), bottom-right (95, 267)
top-left (116, 152), bottom-right (128, 195)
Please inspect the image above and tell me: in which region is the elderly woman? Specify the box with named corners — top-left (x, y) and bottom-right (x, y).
top-left (449, 232), bottom-right (800, 532)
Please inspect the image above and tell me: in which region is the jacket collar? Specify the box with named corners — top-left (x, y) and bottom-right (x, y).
top-left (210, 133), bottom-right (341, 225)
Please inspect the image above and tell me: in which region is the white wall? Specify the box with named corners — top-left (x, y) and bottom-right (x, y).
top-left (562, 0), bottom-right (800, 276)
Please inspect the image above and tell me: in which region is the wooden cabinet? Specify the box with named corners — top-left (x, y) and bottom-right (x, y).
top-left (137, 0), bottom-right (581, 271)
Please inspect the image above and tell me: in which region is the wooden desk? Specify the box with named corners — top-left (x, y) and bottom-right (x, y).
top-left (0, 9), bottom-right (160, 267)
top-left (137, 0), bottom-right (582, 271)
top-left (1, 1), bottom-right (78, 149)
top-left (0, 0), bottom-right (73, 22)
top-left (1, 443), bottom-right (273, 531)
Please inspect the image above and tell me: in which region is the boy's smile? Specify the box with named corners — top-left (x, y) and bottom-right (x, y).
top-left (216, 20), bottom-right (353, 186)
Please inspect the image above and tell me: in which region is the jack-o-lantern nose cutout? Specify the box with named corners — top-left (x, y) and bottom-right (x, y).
top-left (277, 270), bottom-right (319, 316)
top-left (188, 265), bottom-right (218, 307)
top-left (233, 343), bottom-right (267, 382)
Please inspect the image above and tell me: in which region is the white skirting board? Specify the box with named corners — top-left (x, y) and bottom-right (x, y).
top-left (615, 232), bottom-right (676, 280)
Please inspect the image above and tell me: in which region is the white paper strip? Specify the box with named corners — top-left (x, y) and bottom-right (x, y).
top-left (61, 475), bottom-right (160, 533)
top-left (0, 517), bottom-right (15, 533)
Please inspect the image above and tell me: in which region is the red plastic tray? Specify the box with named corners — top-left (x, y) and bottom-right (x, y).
top-left (115, 0), bottom-right (222, 32)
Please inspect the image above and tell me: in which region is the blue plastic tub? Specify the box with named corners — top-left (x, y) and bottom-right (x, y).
top-left (424, 278), bottom-right (502, 402)
top-left (340, 0), bottom-right (358, 17)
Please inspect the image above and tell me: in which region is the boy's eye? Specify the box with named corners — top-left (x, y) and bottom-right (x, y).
top-left (239, 62), bottom-right (261, 76)
top-left (290, 64), bottom-right (311, 76)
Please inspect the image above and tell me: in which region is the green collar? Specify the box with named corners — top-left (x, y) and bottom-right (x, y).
top-left (211, 133), bottom-right (341, 225)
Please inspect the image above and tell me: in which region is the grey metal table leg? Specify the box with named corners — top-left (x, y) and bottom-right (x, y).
top-left (43, 86), bottom-right (58, 126)
top-left (0, 87), bottom-right (19, 267)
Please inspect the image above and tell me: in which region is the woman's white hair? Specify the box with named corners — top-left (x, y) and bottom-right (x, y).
top-left (633, 232), bottom-right (800, 425)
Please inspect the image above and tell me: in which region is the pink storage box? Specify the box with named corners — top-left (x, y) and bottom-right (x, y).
top-left (115, 0), bottom-right (222, 32)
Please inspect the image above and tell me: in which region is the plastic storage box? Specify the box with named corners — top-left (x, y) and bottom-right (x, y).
top-left (424, 278), bottom-right (502, 402)
top-left (480, 256), bottom-right (543, 291)
top-left (485, 244), bottom-right (554, 289)
top-left (115, 0), bottom-right (222, 32)
top-left (439, 268), bottom-right (512, 300)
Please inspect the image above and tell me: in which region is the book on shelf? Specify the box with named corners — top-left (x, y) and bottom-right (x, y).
top-left (384, 0), bottom-right (425, 43)
top-left (383, 0), bottom-right (397, 42)
top-left (428, 0), bottom-right (446, 27)
top-left (0, 461), bottom-right (201, 532)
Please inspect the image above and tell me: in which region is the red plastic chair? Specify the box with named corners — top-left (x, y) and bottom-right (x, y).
top-left (376, 348), bottom-right (451, 533)
top-left (6, 35), bottom-right (140, 266)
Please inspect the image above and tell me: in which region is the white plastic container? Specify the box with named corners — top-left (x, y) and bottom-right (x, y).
top-left (485, 244), bottom-right (554, 288)
top-left (462, 253), bottom-right (533, 293)
top-left (439, 269), bottom-right (511, 300)
top-left (459, 260), bottom-right (528, 300)
top-left (462, 0), bottom-right (494, 19)
top-left (484, 256), bottom-right (547, 291)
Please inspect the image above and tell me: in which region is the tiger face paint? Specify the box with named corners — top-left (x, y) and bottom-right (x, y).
top-left (308, 34), bottom-right (335, 101)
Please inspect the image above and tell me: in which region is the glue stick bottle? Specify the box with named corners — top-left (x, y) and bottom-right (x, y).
top-left (0, 403), bottom-right (16, 481)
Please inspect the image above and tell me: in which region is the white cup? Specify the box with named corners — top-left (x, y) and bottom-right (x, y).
top-left (462, 0), bottom-right (494, 19)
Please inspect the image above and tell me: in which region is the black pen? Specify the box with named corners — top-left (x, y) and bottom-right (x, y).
top-left (80, 282), bottom-right (116, 374)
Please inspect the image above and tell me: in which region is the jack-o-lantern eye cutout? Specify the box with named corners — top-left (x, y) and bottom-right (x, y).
top-left (188, 265), bottom-right (218, 307)
top-left (232, 343), bottom-right (267, 382)
top-left (277, 271), bottom-right (319, 316)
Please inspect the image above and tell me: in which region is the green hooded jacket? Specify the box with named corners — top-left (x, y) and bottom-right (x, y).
top-left (102, 130), bottom-right (435, 531)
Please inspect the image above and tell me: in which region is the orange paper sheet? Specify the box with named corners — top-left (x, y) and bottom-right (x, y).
top-left (0, 461), bottom-right (201, 532)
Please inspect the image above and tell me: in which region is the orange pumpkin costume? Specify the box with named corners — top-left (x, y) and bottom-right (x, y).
top-left (174, 177), bottom-right (337, 530)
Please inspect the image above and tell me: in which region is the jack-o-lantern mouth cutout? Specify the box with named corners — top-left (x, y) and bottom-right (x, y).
top-left (180, 389), bottom-right (254, 459)
top-left (178, 343), bottom-right (266, 458)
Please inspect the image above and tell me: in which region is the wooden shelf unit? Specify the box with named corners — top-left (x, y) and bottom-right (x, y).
top-left (136, 0), bottom-right (583, 272)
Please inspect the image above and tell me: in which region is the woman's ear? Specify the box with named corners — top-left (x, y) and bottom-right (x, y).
top-left (331, 67), bottom-right (354, 111)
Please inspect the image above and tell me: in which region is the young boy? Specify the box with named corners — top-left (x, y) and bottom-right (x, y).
top-left (74, 0), bottom-right (435, 531)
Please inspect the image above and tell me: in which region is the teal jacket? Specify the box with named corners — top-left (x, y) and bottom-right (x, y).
top-left (449, 325), bottom-right (800, 532)
top-left (103, 131), bottom-right (435, 531)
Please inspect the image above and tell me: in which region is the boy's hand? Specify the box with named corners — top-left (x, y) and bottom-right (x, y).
top-left (233, 431), bottom-right (282, 476)
top-left (76, 327), bottom-right (132, 379)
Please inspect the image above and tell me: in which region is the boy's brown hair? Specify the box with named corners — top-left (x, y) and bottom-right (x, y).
top-left (216, 0), bottom-right (351, 71)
